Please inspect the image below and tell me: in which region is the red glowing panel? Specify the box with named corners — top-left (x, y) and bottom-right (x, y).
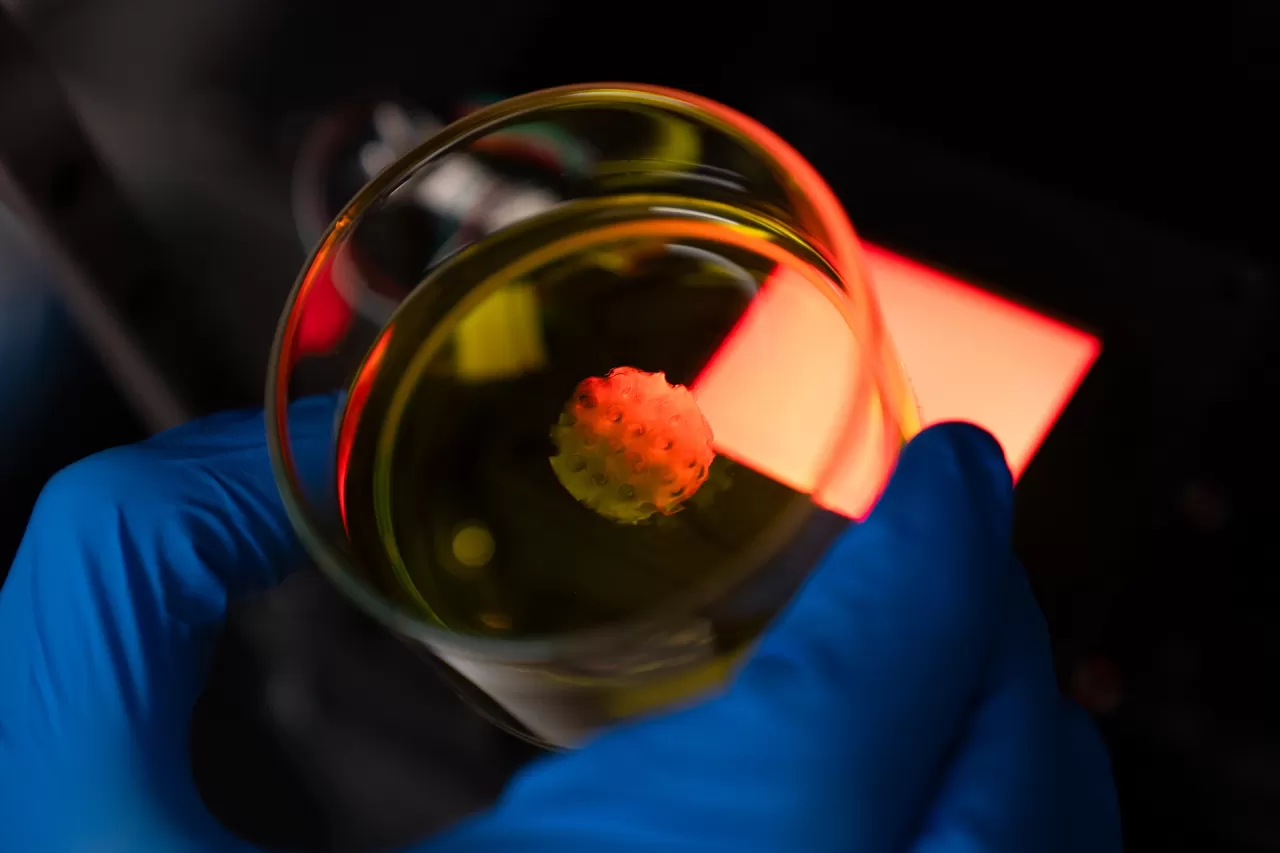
top-left (692, 248), bottom-right (1100, 518)
top-left (864, 245), bottom-right (1100, 479)
top-left (691, 271), bottom-right (857, 497)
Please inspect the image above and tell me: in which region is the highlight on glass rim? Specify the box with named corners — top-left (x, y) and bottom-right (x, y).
top-left (267, 83), bottom-right (920, 746)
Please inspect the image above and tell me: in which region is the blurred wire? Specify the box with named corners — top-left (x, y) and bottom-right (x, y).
top-left (0, 8), bottom-right (189, 430)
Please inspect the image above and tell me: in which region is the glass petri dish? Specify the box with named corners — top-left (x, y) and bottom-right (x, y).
top-left (267, 84), bottom-right (919, 747)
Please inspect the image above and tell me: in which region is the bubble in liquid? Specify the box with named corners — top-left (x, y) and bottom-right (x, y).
top-left (451, 522), bottom-right (495, 570)
top-left (548, 366), bottom-right (715, 524)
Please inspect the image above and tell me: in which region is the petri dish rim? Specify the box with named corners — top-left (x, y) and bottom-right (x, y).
top-left (266, 83), bottom-right (909, 665)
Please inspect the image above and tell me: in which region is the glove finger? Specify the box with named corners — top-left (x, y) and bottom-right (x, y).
top-left (909, 571), bottom-right (1068, 853)
top-left (724, 422), bottom-right (1014, 844)
top-left (0, 394), bottom-right (340, 734)
top-left (1, 399), bottom-right (339, 853)
top-left (1060, 699), bottom-right (1122, 853)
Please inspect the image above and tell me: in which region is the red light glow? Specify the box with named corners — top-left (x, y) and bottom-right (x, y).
top-left (336, 329), bottom-right (392, 530)
top-left (864, 245), bottom-right (1100, 479)
top-left (692, 247), bottom-right (1100, 518)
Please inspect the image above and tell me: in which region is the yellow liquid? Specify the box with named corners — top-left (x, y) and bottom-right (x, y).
top-left (336, 197), bottom-right (898, 736)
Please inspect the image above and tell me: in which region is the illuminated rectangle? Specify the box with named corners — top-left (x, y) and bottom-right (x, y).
top-left (865, 245), bottom-right (1100, 480)
top-left (693, 246), bottom-right (1101, 518)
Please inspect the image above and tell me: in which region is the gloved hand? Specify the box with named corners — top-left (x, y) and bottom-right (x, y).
top-left (0, 398), bottom-right (1120, 852)
top-left (0, 397), bottom-right (339, 852)
top-left (425, 422), bottom-right (1121, 853)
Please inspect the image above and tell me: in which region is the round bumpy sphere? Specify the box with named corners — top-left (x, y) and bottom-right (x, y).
top-left (549, 367), bottom-right (715, 524)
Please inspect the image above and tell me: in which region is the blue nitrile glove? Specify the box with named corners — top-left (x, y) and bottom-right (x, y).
top-left (424, 423), bottom-right (1121, 853)
top-left (0, 398), bottom-right (1120, 852)
top-left (0, 397), bottom-right (339, 852)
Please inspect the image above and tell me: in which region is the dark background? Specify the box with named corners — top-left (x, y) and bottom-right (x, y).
top-left (2, 1), bottom-right (1278, 850)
